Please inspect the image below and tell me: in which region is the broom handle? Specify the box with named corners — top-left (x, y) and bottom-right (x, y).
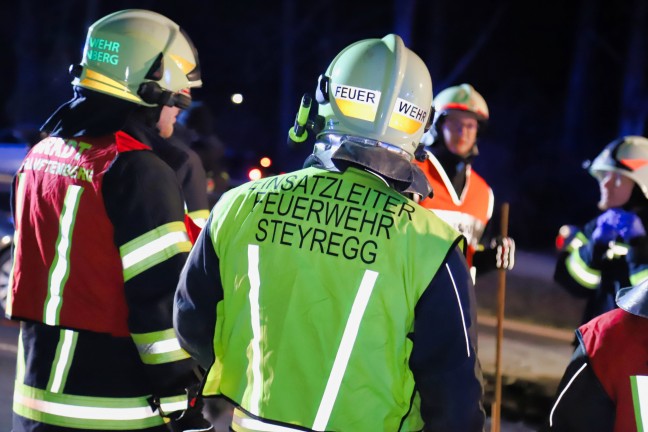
top-left (491, 202), bottom-right (509, 432)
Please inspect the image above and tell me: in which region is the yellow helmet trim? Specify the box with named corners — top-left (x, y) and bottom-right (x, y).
top-left (169, 54), bottom-right (196, 75)
top-left (389, 98), bottom-right (429, 134)
top-left (77, 69), bottom-right (142, 104)
top-left (333, 84), bottom-right (381, 122)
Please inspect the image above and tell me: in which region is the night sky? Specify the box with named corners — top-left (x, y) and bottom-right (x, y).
top-left (1, 0), bottom-right (645, 249)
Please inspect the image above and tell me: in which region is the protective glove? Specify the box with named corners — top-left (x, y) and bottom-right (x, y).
top-left (154, 385), bottom-right (215, 432)
top-left (167, 405), bottom-right (214, 432)
top-left (555, 224), bottom-right (581, 252)
top-left (490, 236), bottom-right (515, 270)
top-left (616, 210), bottom-right (646, 242)
top-left (592, 208), bottom-right (646, 244)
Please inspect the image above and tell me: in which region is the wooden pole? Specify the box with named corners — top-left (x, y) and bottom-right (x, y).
top-left (491, 202), bottom-right (509, 432)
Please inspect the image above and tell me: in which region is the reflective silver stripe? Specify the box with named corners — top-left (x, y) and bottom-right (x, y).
top-left (630, 268), bottom-right (648, 286)
top-left (313, 270), bottom-right (378, 431)
top-left (122, 231), bottom-right (189, 270)
top-left (139, 338), bottom-right (183, 355)
top-left (232, 408), bottom-right (303, 432)
top-left (566, 236), bottom-right (585, 253)
top-left (48, 329), bottom-right (77, 393)
top-left (14, 386), bottom-right (159, 421)
top-left (131, 328), bottom-right (190, 365)
top-left (566, 251), bottom-right (600, 288)
top-left (631, 375), bottom-right (648, 430)
top-left (120, 221), bottom-right (191, 282)
top-left (549, 363), bottom-right (587, 427)
top-left (247, 244), bottom-right (263, 415)
top-left (446, 263), bottom-right (471, 357)
top-left (45, 185), bottom-right (83, 325)
top-left (159, 394), bottom-right (188, 414)
top-left (7, 173), bottom-right (27, 312)
top-left (605, 242), bottom-right (629, 260)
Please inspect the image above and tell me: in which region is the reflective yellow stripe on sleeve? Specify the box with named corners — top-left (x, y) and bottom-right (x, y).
top-left (120, 221), bottom-right (191, 282)
top-left (131, 328), bottom-right (190, 365)
top-left (187, 209), bottom-right (210, 228)
top-left (565, 249), bottom-right (601, 289)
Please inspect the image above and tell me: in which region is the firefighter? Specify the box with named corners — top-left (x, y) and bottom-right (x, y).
top-left (542, 280), bottom-right (648, 431)
top-left (174, 34), bottom-right (485, 431)
top-left (146, 98), bottom-right (211, 242)
top-left (554, 135), bottom-right (648, 327)
top-left (7, 9), bottom-right (213, 431)
top-left (414, 83), bottom-right (515, 280)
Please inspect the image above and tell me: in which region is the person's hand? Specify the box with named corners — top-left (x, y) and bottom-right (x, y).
top-left (490, 236), bottom-right (515, 270)
top-left (555, 225), bottom-right (580, 251)
top-left (593, 208), bottom-right (646, 243)
top-left (167, 405), bottom-right (214, 432)
top-left (616, 210), bottom-right (646, 242)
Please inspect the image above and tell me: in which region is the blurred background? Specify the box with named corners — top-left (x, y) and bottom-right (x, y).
top-left (1, 0), bottom-right (648, 251)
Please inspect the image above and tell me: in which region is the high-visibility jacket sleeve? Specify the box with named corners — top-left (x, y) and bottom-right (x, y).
top-left (542, 344), bottom-right (615, 431)
top-left (553, 219), bottom-right (605, 297)
top-left (174, 212), bottom-right (222, 369)
top-left (409, 245), bottom-right (486, 432)
top-left (103, 150), bottom-right (202, 397)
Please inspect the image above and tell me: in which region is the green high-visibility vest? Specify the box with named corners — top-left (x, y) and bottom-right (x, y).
top-left (203, 167), bottom-right (462, 431)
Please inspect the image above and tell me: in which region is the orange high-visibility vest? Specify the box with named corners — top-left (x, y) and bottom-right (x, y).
top-left (415, 151), bottom-right (494, 267)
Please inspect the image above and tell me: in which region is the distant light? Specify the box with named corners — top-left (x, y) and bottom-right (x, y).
top-left (260, 157), bottom-right (272, 168)
top-left (248, 168), bottom-right (262, 181)
top-left (231, 93), bottom-right (244, 104)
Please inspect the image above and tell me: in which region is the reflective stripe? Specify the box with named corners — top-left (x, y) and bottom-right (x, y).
top-left (630, 268), bottom-right (648, 286)
top-left (13, 382), bottom-right (164, 429)
top-left (131, 328), bottom-right (190, 365)
top-left (120, 221), bottom-right (191, 282)
top-left (247, 244), bottom-right (263, 415)
top-left (187, 209), bottom-right (210, 228)
top-left (446, 263), bottom-right (471, 357)
top-left (313, 270), bottom-right (378, 431)
top-left (6, 173), bottom-right (26, 315)
top-left (47, 329), bottom-right (77, 393)
top-left (549, 363), bottom-right (588, 427)
top-left (159, 394), bottom-right (188, 414)
top-left (232, 408), bottom-right (304, 432)
top-left (45, 185), bottom-right (83, 325)
top-left (631, 375), bottom-right (648, 430)
top-left (605, 242), bottom-right (629, 260)
top-left (565, 233), bottom-right (587, 253)
top-left (565, 250), bottom-right (600, 289)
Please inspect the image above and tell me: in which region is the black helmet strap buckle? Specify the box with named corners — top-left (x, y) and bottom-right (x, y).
top-left (316, 74), bottom-right (330, 104)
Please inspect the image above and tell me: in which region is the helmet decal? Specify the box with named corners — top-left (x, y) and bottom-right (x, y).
top-left (332, 84), bottom-right (381, 122)
top-left (620, 158), bottom-right (648, 171)
top-left (86, 37), bottom-right (120, 65)
top-left (73, 9), bottom-right (202, 107)
top-left (389, 98), bottom-right (430, 134)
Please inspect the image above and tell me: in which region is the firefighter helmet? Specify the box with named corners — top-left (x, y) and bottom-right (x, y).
top-left (587, 135), bottom-right (648, 199)
top-left (420, 83), bottom-right (488, 146)
top-left (71, 9), bottom-right (201, 108)
top-left (315, 34), bottom-right (433, 159)
top-left (433, 83), bottom-right (489, 121)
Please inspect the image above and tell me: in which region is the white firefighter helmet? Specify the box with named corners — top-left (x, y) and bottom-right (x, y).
top-left (588, 135), bottom-right (648, 198)
top-left (433, 83), bottom-right (489, 121)
top-left (71, 9), bottom-right (202, 108)
top-left (315, 34), bottom-right (433, 159)
top-left (420, 83), bottom-right (488, 145)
